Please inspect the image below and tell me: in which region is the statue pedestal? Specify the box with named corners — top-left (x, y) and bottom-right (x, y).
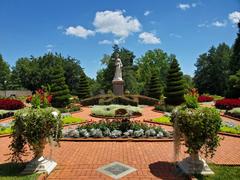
top-left (112, 80), bottom-right (124, 96)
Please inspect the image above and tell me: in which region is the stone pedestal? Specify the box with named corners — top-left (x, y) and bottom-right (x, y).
top-left (112, 80), bottom-right (124, 96)
top-left (22, 156), bottom-right (57, 175)
top-left (178, 154), bottom-right (214, 175)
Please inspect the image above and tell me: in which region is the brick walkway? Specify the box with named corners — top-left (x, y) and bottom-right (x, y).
top-left (0, 106), bottom-right (240, 179)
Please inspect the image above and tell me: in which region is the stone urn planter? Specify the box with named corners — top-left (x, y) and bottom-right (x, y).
top-left (172, 106), bottom-right (222, 175)
top-left (9, 107), bottom-right (62, 175)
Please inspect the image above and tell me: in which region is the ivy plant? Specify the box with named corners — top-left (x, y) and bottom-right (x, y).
top-left (171, 107), bottom-right (222, 158)
top-left (9, 107), bottom-right (62, 162)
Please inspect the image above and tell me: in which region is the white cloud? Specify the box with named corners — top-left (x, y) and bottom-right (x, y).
top-left (98, 40), bottom-right (112, 45)
top-left (57, 25), bottom-right (63, 30)
top-left (144, 10), bottom-right (151, 16)
top-left (46, 44), bottom-right (54, 48)
top-left (192, 3), bottom-right (197, 7)
top-left (113, 37), bottom-right (125, 45)
top-left (212, 20), bottom-right (227, 27)
top-left (229, 11), bottom-right (240, 24)
top-left (177, 3), bottom-right (190, 10)
top-left (65, 25), bottom-right (95, 39)
top-left (93, 10), bottom-right (141, 37)
top-left (139, 32), bottom-right (160, 44)
top-left (169, 33), bottom-right (182, 38)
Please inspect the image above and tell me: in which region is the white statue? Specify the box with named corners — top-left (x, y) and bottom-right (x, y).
top-left (113, 53), bottom-right (123, 81)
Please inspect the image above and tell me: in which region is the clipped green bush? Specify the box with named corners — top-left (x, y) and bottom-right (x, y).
top-left (75, 71), bottom-right (90, 100)
top-left (50, 66), bottom-right (71, 108)
top-left (154, 104), bottom-right (175, 112)
top-left (165, 59), bottom-right (185, 105)
top-left (148, 72), bottom-right (162, 99)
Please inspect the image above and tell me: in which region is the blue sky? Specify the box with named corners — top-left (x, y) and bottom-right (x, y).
top-left (0, 0), bottom-right (239, 78)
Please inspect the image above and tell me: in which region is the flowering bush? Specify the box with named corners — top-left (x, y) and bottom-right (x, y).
top-left (215, 98), bottom-right (240, 110)
top-left (0, 99), bottom-right (24, 110)
top-left (198, 95), bottom-right (214, 102)
top-left (26, 89), bottom-right (52, 108)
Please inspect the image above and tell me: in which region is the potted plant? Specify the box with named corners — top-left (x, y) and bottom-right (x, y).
top-left (9, 107), bottom-right (62, 174)
top-left (171, 93), bottom-right (222, 175)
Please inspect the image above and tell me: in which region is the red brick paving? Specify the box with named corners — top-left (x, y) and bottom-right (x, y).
top-left (0, 106), bottom-right (240, 179)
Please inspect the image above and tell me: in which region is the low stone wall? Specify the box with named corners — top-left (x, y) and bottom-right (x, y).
top-left (0, 90), bottom-right (32, 97)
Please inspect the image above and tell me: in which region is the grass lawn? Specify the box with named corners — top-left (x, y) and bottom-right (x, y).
top-left (62, 116), bottom-right (85, 125)
top-left (0, 127), bottom-right (12, 135)
top-left (220, 125), bottom-right (240, 135)
top-left (194, 164), bottom-right (240, 180)
top-left (152, 116), bottom-right (240, 135)
top-left (0, 163), bottom-right (39, 180)
top-left (152, 116), bottom-right (172, 125)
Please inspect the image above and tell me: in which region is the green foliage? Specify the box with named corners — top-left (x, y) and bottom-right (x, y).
top-left (136, 49), bottom-right (171, 95)
top-left (184, 94), bottom-right (199, 109)
top-left (0, 54), bottom-right (10, 90)
top-left (228, 70), bottom-right (240, 98)
top-left (172, 107), bottom-right (222, 157)
top-left (0, 163), bottom-right (39, 179)
top-left (75, 70), bottom-right (90, 99)
top-left (194, 43), bottom-right (232, 96)
top-left (229, 22), bottom-right (240, 75)
top-left (165, 59), bottom-right (185, 105)
top-left (0, 126), bottom-right (12, 135)
top-left (62, 116), bottom-right (85, 125)
top-left (154, 104), bottom-right (175, 112)
top-left (220, 125), bottom-right (240, 135)
top-left (228, 107), bottom-right (240, 115)
top-left (13, 53), bottom-right (83, 92)
top-left (152, 116), bottom-right (172, 125)
top-left (9, 107), bottom-right (62, 162)
top-left (91, 105), bottom-right (142, 117)
top-left (182, 74), bottom-right (194, 93)
top-left (148, 72), bottom-right (162, 99)
top-left (50, 66), bottom-right (71, 107)
top-left (194, 164), bottom-right (240, 180)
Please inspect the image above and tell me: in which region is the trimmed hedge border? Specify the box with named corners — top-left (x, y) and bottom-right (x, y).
top-left (90, 114), bottom-right (142, 119)
top-left (60, 137), bottom-right (174, 142)
top-left (144, 119), bottom-right (172, 126)
top-left (222, 114), bottom-right (240, 122)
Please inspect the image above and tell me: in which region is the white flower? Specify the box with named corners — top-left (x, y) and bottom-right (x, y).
top-left (51, 111), bottom-right (59, 118)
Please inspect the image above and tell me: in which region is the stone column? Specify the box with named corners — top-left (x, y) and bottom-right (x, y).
top-left (112, 80), bottom-right (124, 96)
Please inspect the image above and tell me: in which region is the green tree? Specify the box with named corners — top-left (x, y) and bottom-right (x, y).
top-left (194, 43), bottom-right (231, 96)
top-left (13, 53), bottom-right (83, 92)
top-left (136, 49), bottom-right (171, 94)
top-left (165, 59), bottom-right (185, 105)
top-left (148, 72), bottom-right (162, 99)
top-left (229, 22), bottom-right (240, 75)
top-left (50, 66), bottom-right (71, 107)
top-left (75, 70), bottom-right (90, 99)
top-left (182, 74), bottom-right (194, 93)
top-left (229, 70), bottom-right (240, 97)
top-left (0, 54), bottom-right (11, 90)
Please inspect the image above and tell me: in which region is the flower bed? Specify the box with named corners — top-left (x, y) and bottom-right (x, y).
top-left (91, 105), bottom-right (142, 117)
top-left (0, 110), bottom-right (14, 119)
top-left (62, 120), bottom-right (172, 139)
top-left (215, 98), bottom-right (240, 110)
top-left (198, 95), bottom-right (214, 102)
top-left (225, 108), bottom-right (240, 119)
top-left (0, 99), bottom-right (24, 110)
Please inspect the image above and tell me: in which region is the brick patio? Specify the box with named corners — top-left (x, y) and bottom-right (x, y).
top-left (0, 106), bottom-right (239, 179)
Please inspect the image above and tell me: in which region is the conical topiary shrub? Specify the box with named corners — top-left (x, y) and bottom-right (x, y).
top-left (50, 66), bottom-right (71, 107)
top-left (165, 59), bottom-right (185, 105)
top-left (148, 72), bottom-right (162, 99)
top-left (76, 71), bottom-right (90, 100)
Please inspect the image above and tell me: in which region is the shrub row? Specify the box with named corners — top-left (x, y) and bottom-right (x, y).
top-left (0, 110), bottom-right (14, 119)
top-left (0, 99), bottom-right (25, 110)
top-left (198, 95), bottom-right (214, 102)
top-left (225, 108), bottom-right (240, 119)
top-left (80, 95), bottom-right (159, 106)
top-left (215, 98), bottom-right (240, 110)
